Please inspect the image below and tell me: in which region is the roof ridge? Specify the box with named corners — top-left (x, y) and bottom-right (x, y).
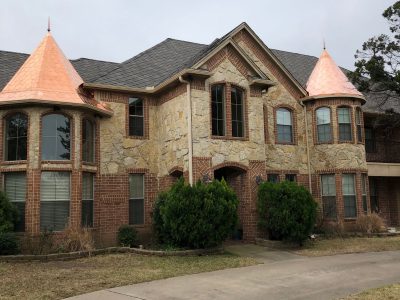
top-left (0, 49), bottom-right (29, 56)
top-left (165, 38), bottom-right (207, 46)
top-left (71, 57), bottom-right (119, 64)
top-left (271, 48), bottom-right (319, 60)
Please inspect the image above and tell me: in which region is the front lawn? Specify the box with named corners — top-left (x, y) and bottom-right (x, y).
top-left (0, 253), bottom-right (258, 300)
top-left (344, 283), bottom-right (400, 299)
top-left (294, 236), bottom-right (400, 257)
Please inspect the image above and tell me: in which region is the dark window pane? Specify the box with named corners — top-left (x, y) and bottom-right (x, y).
top-left (82, 119), bottom-right (95, 163)
top-left (129, 199), bottom-right (144, 225)
top-left (211, 85), bottom-right (225, 136)
top-left (5, 113), bottom-right (28, 161)
top-left (41, 114), bottom-right (70, 160)
top-left (82, 173), bottom-right (94, 227)
top-left (342, 174), bottom-right (356, 218)
top-left (129, 174), bottom-right (144, 225)
top-left (4, 172), bottom-right (26, 232)
top-left (231, 87), bottom-right (244, 137)
top-left (277, 125), bottom-right (293, 143)
top-left (369, 178), bottom-right (379, 213)
top-left (317, 124), bottom-right (332, 142)
top-left (129, 98), bottom-right (144, 136)
top-left (322, 196), bottom-right (337, 219)
top-left (285, 174), bottom-right (296, 182)
top-left (344, 196), bottom-right (357, 218)
top-left (338, 108), bottom-right (352, 142)
top-left (267, 174), bottom-right (280, 183)
top-left (365, 127), bottom-right (376, 153)
top-left (339, 124), bottom-right (352, 141)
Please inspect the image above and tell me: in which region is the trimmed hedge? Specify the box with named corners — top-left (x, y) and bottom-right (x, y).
top-left (117, 225), bottom-right (138, 247)
top-left (257, 181), bottom-right (317, 246)
top-left (153, 178), bottom-right (238, 249)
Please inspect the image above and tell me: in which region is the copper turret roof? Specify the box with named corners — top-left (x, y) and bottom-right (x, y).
top-left (0, 32), bottom-right (112, 116)
top-left (306, 49), bottom-right (364, 100)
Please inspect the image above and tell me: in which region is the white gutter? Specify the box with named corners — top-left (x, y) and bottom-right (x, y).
top-left (300, 101), bottom-right (313, 193)
top-left (179, 76), bottom-right (193, 186)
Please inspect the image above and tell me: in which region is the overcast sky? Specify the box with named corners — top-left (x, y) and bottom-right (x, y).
top-left (0, 0), bottom-right (395, 70)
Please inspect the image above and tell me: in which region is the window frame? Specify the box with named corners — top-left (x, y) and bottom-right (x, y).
top-left (361, 173), bottom-right (368, 213)
top-left (337, 106), bottom-right (353, 142)
top-left (127, 97), bottom-right (147, 138)
top-left (342, 173), bottom-right (357, 218)
top-left (369, 177), bottom-right (379, 213)
top-left (267, 173), bottom-right (280, 183)
top-left (320, 174), bottom-right (337, 219)
top-left (356, 107), bottom-right (363, 143)
top-left (275, 107), bottom-right (295, 144)
top-left (211, 84), bottom-right (226, 137)
top-left (4, 112), bottom-right (28, 162)
top-left (315, 107), bottom-right (332, 143)
top-left (231, 86), bottom-right (245, 138)
top-left (129, 173), bottom-right (145, 226)
top-left (82, 118), bottom-right (96, 164)
top-left (82, 172), bottom-right (94, 228)
top-left (4, 172), bottom-right (26, 232)
top-left (285, 174), bottom-right (297, 182)
top-left (364, 127), bottom-right (377, 153)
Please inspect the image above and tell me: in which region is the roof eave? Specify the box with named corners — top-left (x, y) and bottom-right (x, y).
top-left (301, 93), bottom-right (366, 104)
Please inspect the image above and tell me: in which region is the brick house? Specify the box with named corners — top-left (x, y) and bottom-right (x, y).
top-left (0, 23), bottom-right (398, 245)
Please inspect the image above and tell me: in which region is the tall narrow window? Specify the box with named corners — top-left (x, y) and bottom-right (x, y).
top-left (40, 172), bottom-right (70, 231)
top-left (82, 119), bottom-right (95, 163)
top-left (82, 172), bottom-right (94, 227)
top-left (316, 107), bottom-right (332, 142)
top-left (362, 174), bottom-right (368, 213)
top-left (211, 85), bottom-right (225, 136)
top-left (321, 174), bottom-right (336, 219)
top-left (231, 87), bottom-right (244, 137)
top-left (4, 172), bottom-right (26, 232)
top-left (129, 97), bottom-right (144, 136)
top-left (342, 174), bottom-right (356, 218)
top-left (365, 127), bottom-right (376, 153)
top-left (338, 107), bottom-right (352, 142)
top-left (276, 108), bottom-right (293, 143)
top-left (5, 113), bottom-right (28, 161)
top-left (41, 114), bottom-right (70, 160)
top-left (129, 174), bottom-right (144, 225)
top-left (369, 178), bottom-right (379, 213)
top-left (356, 108), bottom-right (363, 142)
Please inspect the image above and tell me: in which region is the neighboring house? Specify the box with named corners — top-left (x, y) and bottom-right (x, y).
top-left (0, 23), bottom-right (398, 245)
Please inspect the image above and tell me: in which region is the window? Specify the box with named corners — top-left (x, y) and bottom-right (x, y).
top-left (82, 173), bottom-right (94, 227)
top-left (362, 174), bottom-right (368, 213)
top-left (211, 85), bottom-right (225, 136)
top-left (342, 174), bottom-right (356, 218)
top-left (356, 108), bottom-right (363, 142)
top-left (82, 119), bottom-right (95, 163)
top-left (285, 174), bottom-right (297, 182)
top-left (40, 172), bottom-right (70, 231)
top-left (276, 108), bottom-right (293, 143)
top-left (267, 174), bottom-right (280, 183)
top-left (369, 178), bottom-right (379, 213)
top-left (5, 113), bottom-right (28, 161)
top-left (231, 87), bottom-right (244, 137)
top-left (365, 127), bottom-right (376, 153)
top-left (128, 97), bottom-right (144, 136)
top-left (41, 114), bottom-right (70, 160)
top-left (337, 107), bottom-right (352, 142)
top-left (316, 107), bottom-right (332, 142)
top-left (129, 174), bottom-right (144, 225)
top-left (321, 174), bottom-right (336, 219)
top-left (4, 172), bottom-right (26, 231)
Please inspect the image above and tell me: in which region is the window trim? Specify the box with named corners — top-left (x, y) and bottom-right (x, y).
top-left (4, 171), bottom-right (27, 232)
top-left (211, 84), bottom-right (226, 137)
top-left (82, 118), bottom-right (96, 164)
top-left (320, 174), bottom-right (337, 219)
top-left (337, 106), bottom-right (353, 143)
top-left (126, 96), bottom-right (149, 140)
top-left (356, 107), bottom-right (364, 144)
top-left (342, 173), bottom-right (357, 219)
top-left (128, 173), bottom-right (145, 226)
top-left (315, 106), bottom-right (333, 144)
top-left (3, 111), bottom-right (29, 163)
top-left (82, 172), bottom-right (95, 228)
top-left (361, 173), bottom-right (368, 214)
top-left (274, 106), bottom-right (296, 145)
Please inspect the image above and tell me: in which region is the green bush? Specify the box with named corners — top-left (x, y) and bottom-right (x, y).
top-left (0, 232), bottom-right (19, 255)
top-left (0, 191), bottom-right (18, 233)
top-left (257, 181), bottom-right (317, 246)
top-left (117, 225), bottom-right (138, 247)
top-left (153, 178), bottom-right (238, 249)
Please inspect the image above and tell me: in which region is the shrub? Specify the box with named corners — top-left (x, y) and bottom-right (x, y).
top-left (153, 178), bottom-right (238, 249)
top-left (0, 191), bottom-right (18, 233)
top-left (257, 181), bottom-right (317, 246)
top-left (356, 213), bottom-right (386, 234)
top-left (320, 220), bottom-right (345, 238)
top-left (0, 232), bottom-right (19, 255)
top-left (58, 226), bottom-right (95, 253)
top-left (117, 225), bottom-right (138, 247)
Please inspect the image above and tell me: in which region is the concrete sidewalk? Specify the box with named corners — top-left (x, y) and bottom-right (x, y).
top-left (66, 249), bottom-right (400, 300)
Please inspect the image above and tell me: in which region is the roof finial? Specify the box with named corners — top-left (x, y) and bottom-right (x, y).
top-left (47, 17), bottom-right (51, 32)
top-left (323, 38), bottom-right (326, 50)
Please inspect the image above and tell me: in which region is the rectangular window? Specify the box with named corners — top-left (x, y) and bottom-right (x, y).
top-left (211, 85), bottom-right (225, 136)
top-left (267, 174), bottom-right (280, 183)
top-left (321, 174), bottom-right (336, 219)
top-left (316, 107), bottom-right (332, 142)
top-left (356, 109), bottom-right (363, 143)
top-left (369, 177), bottom-right (378, 213)
top-left (276, 108), bottom-right (293, 143)
top-left (285, 174), bottom-right (297, 182)
top-left (82, 173), bottom-right (94, 227)
top-left (129, 174), bottom-right (144, 225)
top-left (338, 107), bottom-right (352, 142)
top-left (362, 174), bottom-right (368, 213)
top-left (231, 87), bottom-right (244, 137)
top-left (129, 97), bottom-right (144, 136)
top-left (342, 174), bottom-right (356, 218)
top-left (40, 172), bottom-right (70, 231)
top-left (4, 172), bottom-right (26, 232)
top-left (365, 127), bottom-right (376, 153)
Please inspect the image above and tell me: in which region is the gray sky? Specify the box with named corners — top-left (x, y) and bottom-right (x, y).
top-left (0, 0), bottom-right (395, 70)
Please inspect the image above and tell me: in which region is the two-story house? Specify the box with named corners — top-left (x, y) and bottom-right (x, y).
top-left (0, 23), bottom-right (398, 245)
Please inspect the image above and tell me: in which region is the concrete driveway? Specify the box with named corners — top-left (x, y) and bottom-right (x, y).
top-left (67, 246), bottom-right (400, 300)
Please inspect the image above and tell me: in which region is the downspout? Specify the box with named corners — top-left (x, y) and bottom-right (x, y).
top-left (179, 76), bottom-right (193, 186)
top-left (300, 101), bottom-right (313, 193)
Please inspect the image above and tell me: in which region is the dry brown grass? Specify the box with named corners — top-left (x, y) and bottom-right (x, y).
top-left (344, 283), bottom-right (400, 299)
top-left (0, 253), bottom-right (258, 300)
top-left (294, 236), bottom-right (400, 257)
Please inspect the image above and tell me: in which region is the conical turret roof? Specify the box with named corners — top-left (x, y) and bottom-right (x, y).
top-left (306, 49), bottom-right (364, 99)
top-left (0, 32), bottom-right (112, 115)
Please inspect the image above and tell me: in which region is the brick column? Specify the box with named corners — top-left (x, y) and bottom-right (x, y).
top-left (69, 170), bottom-right (82, 229)
top-left (25, 169), bottom-right (41, 235)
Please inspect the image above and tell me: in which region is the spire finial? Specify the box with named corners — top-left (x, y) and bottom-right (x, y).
top-left (47, 17), bottom-right (51, 32)
top-left (323, 38), bottom-right (326, 50)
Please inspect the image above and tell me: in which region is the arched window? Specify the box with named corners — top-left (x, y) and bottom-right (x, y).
top-left (337, 107), bottom-right (352, 142)
top-left (82, 119), bottom-right (95, 163)
top-left (41, 114), bottom-right (71, 160)
top-left (356, 108), bottom-right (363, 143)
top-left (276, 108), bottom-right (293, 143)
top-left (316, 107), bottom-right (332, 142)
top-left (129, 97), bottom-right (144, 136)
top-left (5, 113), bottom-right (28, 161)
top-left (211, 84), bottom-right (226, 136)
top-left (231, 86), bottom-right (244, 137)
